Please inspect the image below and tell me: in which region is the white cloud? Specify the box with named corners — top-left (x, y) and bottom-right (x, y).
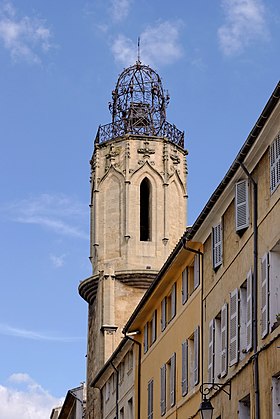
top-left (1, 193), bottom-right (88, 240)
top-left (0, 323), bottom-right (84, 342)
top-left (111, 20), bottom-right (184, 67)
top-left (109, 0), bottom-right (133, 22)
top-left (0, 1), bottom-right (52, 63)
top-left (218, 0), bottom-right (268, 56)
top-left (50, 253), bottom-right (66, 268)
top-left (0, 373), bottom-right (63, 419)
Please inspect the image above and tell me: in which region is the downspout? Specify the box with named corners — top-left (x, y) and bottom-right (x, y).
top-left (124, 334), bottom-right (141, 419)
top-left (110, 361), bottom-right (119, 419)
top-left (239, 161), bottom-right (260, 419)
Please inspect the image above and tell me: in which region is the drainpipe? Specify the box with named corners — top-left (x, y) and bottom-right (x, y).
top-left (110, 361), bottom-right (119, 419)
top-left (124, 333), bottom-right (141, 419)
top-left (239, 161), bottom-right (260, 419)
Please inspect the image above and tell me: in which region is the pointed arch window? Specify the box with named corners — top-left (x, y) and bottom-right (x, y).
top-left (140, 177), bottom-right (152, 241)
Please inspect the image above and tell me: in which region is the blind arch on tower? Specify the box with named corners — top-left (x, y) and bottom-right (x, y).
top-left (140, 177), bottom-right (152, 241)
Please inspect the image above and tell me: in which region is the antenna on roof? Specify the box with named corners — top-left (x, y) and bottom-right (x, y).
top-left (137, 36), bottom-right (141, 63)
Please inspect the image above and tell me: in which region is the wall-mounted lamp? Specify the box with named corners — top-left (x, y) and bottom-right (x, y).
top-left (199, 382), bottom-right (231, 419)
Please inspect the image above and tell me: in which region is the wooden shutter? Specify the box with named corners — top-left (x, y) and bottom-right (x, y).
top-left (148, 380), bottom-right (153, 419)
top-left (261, 253), bottom-right (269, 338)
top-left (212, 223), bottom-right (222, 269)
top-left (229, 288), bottom-right (239, 366)
top-left (171, 283), bottom-right (176, 320)
top-left (194, 254), bottom-right (200, 289)
top-left (270, 135), bottom-right (280, 193)
top-left (246, 270), bottom-right (253, 351)
top-left (161, 297), bottom-right (166, 332)
top-left (160, 364), bottom-right (166, 416)
top-left (235, 180), bottom-right (249, 231)
top-left (151, 310), bottom-right (157, 344)
top-left (221, 303), bottom-right (228, 377)
top-left (181, 340), bottom-right (188, 396)
top-left (182, 268), bottom-right (188, 304)
top-left (208, 319), bottom-right (214, 384)
top-left (194, 327), bottom-right (200, 385)
top-left (144, 323), bottom-right (148, 353)
top-left (170, 353), bottom-right (176, 407)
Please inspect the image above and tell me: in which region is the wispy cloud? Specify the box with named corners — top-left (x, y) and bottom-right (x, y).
top-left (111, 20), bottom-right (184, 67)
top-left (50, 253), bottom-right (66, 268)
top-left (1, 193), bottom-right (88, 240)
top-left (0, 323), bottom-right (84, 342)
top-left (109, 0), bottom-right (133, 22)
top-left (0, 373), bottom-right (63, 419)
top-left (218, 0), bottom-right (268, 56)
top-left (0, 1), bottom-right (52, 63)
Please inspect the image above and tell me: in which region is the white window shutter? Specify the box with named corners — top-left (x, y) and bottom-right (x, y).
top-left (160, 364), bottom-right (166, 416)
top-left (246, 270), bottom-right (253, 351)
top-left (194, 254), bottom-right (200, 289)
top-left (221, 303), bottom-right (228, 377)
top-left (212, 223), bottom-right (222, 269)
top-left (229, 288), bottom-right (239, 366)
top-left (161, 298), bottom-right (166, 332)
top-left (270, 134), bottom-right (280, 193)
top-left (144, 323), bottom-right (148, 353)
top-left (151, 311), bottom-right (157, 344)
top-left (194, 327), bottom-right (200, 385)
top-left (182, 268), bottom-right (188, 304)
top-left (235, 180), bottom-right (249, 231)
top-left (181, 340), bottom-right (188, 396)
top-left (261, 253), bottom-right (269, 338)
top-left (148, 380), bottom-right (153, 419)
top-left (171, 283), bottom-right (176, 319)
top-left (170, 353), bottom-right (176, 407)
top-left (208, 319), bottom-right (214, 384)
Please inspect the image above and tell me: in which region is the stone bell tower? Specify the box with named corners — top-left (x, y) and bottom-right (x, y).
top-left (79, 61), bottom-right (187, 418)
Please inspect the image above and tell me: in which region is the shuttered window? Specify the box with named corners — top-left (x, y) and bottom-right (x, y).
top-left (151, 310), bottom-right (157, 344)
top-left (261, 253), bottom-right (269, 338)
top-left (161, 297), bottom-right (166, 332)
top-left (144, 323), bottom-right (148, 353)
top-left (148, 380), bottom-right (154, 419)
top-left (221, 303), bottom-right (228, 377)
top-left (171, 283), bottom-right (176, 320)
top-left (182, 340), bottom-right (188, 396)
top-left (194, 254), bottom-right (200, 289)
top-left (212, 223), bottom-right (223, 269)
top-left (170, 353), bottom-right (176, 407)
top-left (194, 327), bottom-right (200, 385)
top-left (160, 365), bottom-right (166, 416)
top-left (208, 319), bottom-right (214, 384)
top-left (182, 268), bottom-right (188, 304)
top-left (270, 133), bottom-right (280, 193)
top-left (235, 180), bottom-right (249, 231)
top-left (229, 288), bottom-right (239, 366)
top-left (246, 270), bottom-right (253, 351)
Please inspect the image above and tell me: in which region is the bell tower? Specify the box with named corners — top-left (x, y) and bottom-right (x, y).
top-left (79, 61), bottom-right (187, 418)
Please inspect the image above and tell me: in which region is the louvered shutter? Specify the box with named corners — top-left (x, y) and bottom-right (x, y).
top-left (229, 289), bottom-right (239, 366)
top-left (235, 180), bottom-right (249, 231)
top-left (160, 364), bottom-right (166, 416)
top-left (194, 254), bottom-right (200, 289)
top-left (246, 270), bottom-right (253, 351)
top-left (182, 340), bottom-right (188, 396)
top-left (151, 310), bottom-right (157, 344)
top-left (270, 135), bottom-right (280, 193)
top-left (221, 303), bottom-right (228, 377)
top-left (208, 320), bottom-right (214, 384)
top-left (194, 327), bottom-right (200, 385)
top-left (148, 380), bottom-right (153, 419)
top-left (212, 223), bottom-right (222, 269)
top-left (170, 353), bottom-right (176, 407)
top-left (261, 254), bottom-right (269, 338)
top-left (182, 268), bottom-right (188, 304)
top-left (171, 283), bottom-right (176, 320)
top-left (144, 323), bottom-right (148, 353)
top-left (161, 298), bottom-right (166, 331)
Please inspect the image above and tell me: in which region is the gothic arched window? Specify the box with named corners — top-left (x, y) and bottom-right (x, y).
top-left (140, 177), bottom-right (151, 241)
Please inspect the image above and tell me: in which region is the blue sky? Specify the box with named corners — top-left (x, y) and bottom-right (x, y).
top-left (0, 0), bottom-right (279, 417)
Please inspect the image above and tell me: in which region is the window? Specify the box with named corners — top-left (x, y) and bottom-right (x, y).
top-left (240, 271), bottom-right (253, 358)
top-left (161, 353), bottom-right (176, 415)
top-left (209, 305), bottom-right (228, 382)
top-left (148, 380), bottom-right (153, 419)
top-left (111, 372), bottom-right (116, 393)
top-left (128, 349), bottom-right (133, 372)
top-left (140, 177), bottom-right (152, 241)
top-left (238, 394), bottom-right (250, 419)
top-left (182, 255), bottom-right (200, 305)
top-left (229, 288), bottom-right (239, 366)
top-left (272, 375), bottom-right (280, 418)
top-left (270, 133), bottom-right (280, 193)
top-left (161, 284), bottom-right (176, 331)
top-left (182, 327), bottom-right (200, 396)
top-left (208, 319), bottom-right (215, 384)
top-left (212, 222), bottom-right (223, 269)
top-left (181, 340), bottom-right (188, 396)
top-left (119, 361), bottom-right (125, 382)
top-left (120, 407), bottom-right (124, 419)
top-left (144, 311), bottom-right (157, 353)
top-left (235, 180), bottom-right (249, 231)
top-left (105, 381), bottom-right (110, 402)
top-left (128, 398), bottom-right (133, 419)
top-left (261, 253), bottom-right (269, 338)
